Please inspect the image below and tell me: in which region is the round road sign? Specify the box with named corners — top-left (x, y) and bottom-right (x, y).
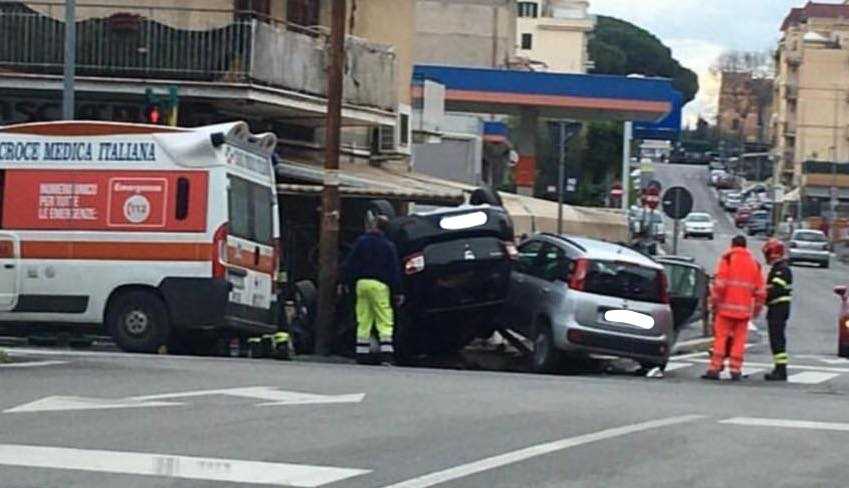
top-left (662, 186), bottom-right (694, 220)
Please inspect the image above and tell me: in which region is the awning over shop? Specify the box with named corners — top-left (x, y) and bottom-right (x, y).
top-left (275, 160), bottom-right (628, 242)
top-left (499, 193), bottom-right (628, 243)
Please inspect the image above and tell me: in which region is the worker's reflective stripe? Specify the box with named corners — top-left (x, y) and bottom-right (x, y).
top-left (379, 341), bottom-right (394, 354)
top-left (771, 277), bottom-right (790, 288)
top-left (769, 296), bottom-right (792, 306)
top-left (774, 352), bottom-right (789, 365)
top-left (718, 303), bottom-right (751, 312)
top-left (356, 343), bottom-right (370, 354)
top-left (722, 279), bottom-right (758, 290)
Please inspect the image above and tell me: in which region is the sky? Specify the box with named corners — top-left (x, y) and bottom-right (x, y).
top-left (588, 0), bottom-right (821, 127)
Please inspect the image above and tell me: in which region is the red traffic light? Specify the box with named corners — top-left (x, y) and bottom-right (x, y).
top-left (145, 105), bottom-right (161, 125)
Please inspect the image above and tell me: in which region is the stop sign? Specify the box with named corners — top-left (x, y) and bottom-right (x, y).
top-left (642, 186), bottom-right (660, 210)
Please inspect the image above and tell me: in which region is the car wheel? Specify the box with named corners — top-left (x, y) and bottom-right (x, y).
top-left (469, 186), bottom-right (503, 207)
top-left (840, 345), bottom-right (849, 359)
top-left (108, 290), bottom-right (170, 353)
top-left (363, 199), bottom-right (396, 231)
top-left (531, 320), bottom-right (562, 374)
top-left (638, 361), bottom-right (667, 375)
top-left (708, 234), bottom-right (714, 240)
top-left (822, 260), bottom-right (830, 269)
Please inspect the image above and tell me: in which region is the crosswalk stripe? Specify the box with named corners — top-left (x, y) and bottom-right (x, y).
top-left (788, 372), bottom-right (840, 384)
top-left (0, 444), bottom-right (370, 487)
top-left (664, 362), bottom-right (693, 372)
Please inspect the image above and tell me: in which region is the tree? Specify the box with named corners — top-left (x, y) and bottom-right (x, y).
top-left (589, 16), bottom-right (699, 104)
top-left (711, 50), bottom-right (774, 147)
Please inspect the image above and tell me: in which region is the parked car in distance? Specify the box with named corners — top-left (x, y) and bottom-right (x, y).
top-left (833, 286), bottom-right (849, 357)
top-left (715, 174), bottom-right (741, 190)
top-left (724, 192), bottom-right (742, 211)
top-left (709, 169), bottom-right (726, 186)
top-left (734, 207), bottom-right (752, 228)
top-left (789, 229), bottom-right (830, 268)
top-left (746, 210), bottom-right (773, 236)
top-left (502, 234), bottom-right (677, 374)
top-left (683, 212), bottom-right (715, 240)
top-left (630, 210), bottom-right (666, 243)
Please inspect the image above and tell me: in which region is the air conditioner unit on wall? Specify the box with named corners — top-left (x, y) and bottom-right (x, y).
top-left (371, 104), bottom-right (412, 157)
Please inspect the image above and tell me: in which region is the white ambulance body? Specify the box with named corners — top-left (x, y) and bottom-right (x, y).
top-left (0, 121), bottom-right (281, 353)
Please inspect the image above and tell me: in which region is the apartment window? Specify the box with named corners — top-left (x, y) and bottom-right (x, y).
top-left (521, 33), bottom-right (533, 50)
top-left (399, 113), bottom-right (410, 146)
top-left (287, 0), bottom-right (321, 27)
top-left (518, 2), bottom-right (538, 18)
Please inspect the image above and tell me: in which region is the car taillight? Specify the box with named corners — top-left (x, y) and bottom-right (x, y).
top-left (658, 271), bottom-right (670, 304)
top-left (569, 258), bottom-right (589, 291)
top-left (503, 241), bottom-right (518, 260)
top-left (212, 222), bottom-right (228, 279)
top-left (404, 253), bottom-right (425, 275)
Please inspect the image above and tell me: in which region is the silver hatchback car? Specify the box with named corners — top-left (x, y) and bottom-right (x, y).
top-left (789, 229), bottom-right (830, 268)
top-left (503, 234), bottom-right (676, 373)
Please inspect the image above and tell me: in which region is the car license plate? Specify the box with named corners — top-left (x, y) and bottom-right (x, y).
top-left (603, 309), bottom-right (655, 330)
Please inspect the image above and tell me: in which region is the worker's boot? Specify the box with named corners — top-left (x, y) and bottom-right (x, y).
top-left (765, 364), bottom-right (787, 381)
top-left (701, 370), bottom-right (720, 381)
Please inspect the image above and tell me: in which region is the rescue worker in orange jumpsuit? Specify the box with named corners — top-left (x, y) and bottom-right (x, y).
top-left (702, 235), bottom-right (766, 381)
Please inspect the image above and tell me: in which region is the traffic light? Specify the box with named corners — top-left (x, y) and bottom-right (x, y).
top-left (144, 88), bottom-right (163, 125)
top-left (143, 86), bottom-right (179, 126)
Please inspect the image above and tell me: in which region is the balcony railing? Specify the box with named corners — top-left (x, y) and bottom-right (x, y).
top-left (0, 2), bottom-right (397, 111)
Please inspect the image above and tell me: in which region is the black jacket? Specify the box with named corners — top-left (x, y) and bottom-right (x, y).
top-left (766, 260), bottom-right (793, 307)
top-left (343, 230), bottom-right (402, 292)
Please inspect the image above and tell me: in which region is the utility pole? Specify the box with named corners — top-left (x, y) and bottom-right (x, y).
top-left (621, 121), bottom-right (633, 210)
top-left (63, 0), bottom-right (76, 120)
top-left (557, 122), bottom-right (565, 235)
top-left (314, 0), bottom-right (346, 356)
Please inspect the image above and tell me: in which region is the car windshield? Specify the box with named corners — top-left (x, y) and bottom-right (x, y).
top-left (687, 214), bottom-right (710, 222)
top-left (583, 260), bottom-right (664, 303)
top-left (794, 231), bottom-right (826, 242)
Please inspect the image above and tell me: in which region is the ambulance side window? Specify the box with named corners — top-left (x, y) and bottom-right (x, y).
top-left (227, 175), bottom-right (273, 245)
top-left (175, 177), bottom-right (190, 221)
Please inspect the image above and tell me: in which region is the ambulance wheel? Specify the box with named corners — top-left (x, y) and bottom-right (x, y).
top-left (108, 290), bottom-right (171, 354)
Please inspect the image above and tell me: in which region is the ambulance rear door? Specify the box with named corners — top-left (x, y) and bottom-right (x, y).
top-left (225, 174), bottom-right (276, 331)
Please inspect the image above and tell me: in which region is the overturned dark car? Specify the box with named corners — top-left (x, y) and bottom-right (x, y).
top-left (288, 189), bottom-right (516, 363)
top-left (386, 202), bottom-right (516, 363)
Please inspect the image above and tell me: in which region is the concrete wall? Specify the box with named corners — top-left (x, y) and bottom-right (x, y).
top-left (795, 48), bottom-right (849, 165)
top-left (413, 134), bottom-right (483, 184)
top-left (414, 0), bottom-right (517, 68)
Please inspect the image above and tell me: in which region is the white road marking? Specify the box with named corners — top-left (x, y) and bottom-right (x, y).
top-left (380, 415), bottom-right (705, 488)
top-left (5, 347), bottom-right (236, 362)
top-left (669, 351), bottom-right (709, 361)
top-left (788, 372), bottom-right (840, 384)
top-left (719, 366), bottom-right (764, 380)
top-left (720, 417), bottom-right (849, 433)
top-left (0, 444), bottom-right (369, 487)
top-left (684, 358), bottom-right (849, 374)
top-left (664, 362), bottom-right (693, 372)
top-left (4, 387), bottom-right (365, 413)
top-left (0, 360), bottom-right (68, 368)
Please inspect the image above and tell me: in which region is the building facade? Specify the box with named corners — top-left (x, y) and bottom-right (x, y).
top-left (514, 0), bottom-right (594, 73)
top-left (717, 71), bottom-right (773, 146)
top-left (773, 1), bottom-right (849, 217)
top-left (0, 0), bottom-right (412, 164)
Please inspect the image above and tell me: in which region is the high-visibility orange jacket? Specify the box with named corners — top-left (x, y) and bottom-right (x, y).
top-left (711, 247), bottom-right (766, 320)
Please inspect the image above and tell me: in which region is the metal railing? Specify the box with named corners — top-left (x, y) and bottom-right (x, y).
top-left (0, 1), bottom-right (397, 110)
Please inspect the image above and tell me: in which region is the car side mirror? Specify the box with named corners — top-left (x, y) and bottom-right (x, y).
top-left (835, 286), bottom-right (847, 298)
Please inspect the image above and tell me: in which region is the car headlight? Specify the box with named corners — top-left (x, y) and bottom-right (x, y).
top-left (844, 318), bottom-right (849, 329)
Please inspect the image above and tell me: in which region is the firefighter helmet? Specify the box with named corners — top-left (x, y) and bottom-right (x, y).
top-left (762, 238), bottom-right (786, 264)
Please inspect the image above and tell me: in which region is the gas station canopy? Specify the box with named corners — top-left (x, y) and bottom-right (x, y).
top-left (412, 65), bottom-right (676, 122)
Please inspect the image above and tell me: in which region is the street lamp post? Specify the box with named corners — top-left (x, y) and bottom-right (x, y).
top-left (63, 0), bottom-right (76, 120)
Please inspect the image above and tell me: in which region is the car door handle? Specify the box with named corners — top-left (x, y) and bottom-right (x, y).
top-left (3, 264), bottom-right (13, 269)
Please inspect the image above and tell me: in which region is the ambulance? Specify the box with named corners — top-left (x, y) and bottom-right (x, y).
top-left (0, 121), bottom-right (281, 354)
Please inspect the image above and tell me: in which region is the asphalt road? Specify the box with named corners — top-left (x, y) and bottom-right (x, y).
top-left (3, 164), bottom-right (849, 487)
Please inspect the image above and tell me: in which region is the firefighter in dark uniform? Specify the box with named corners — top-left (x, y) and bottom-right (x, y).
top-left (762, 239), bottom-right (793, 381)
